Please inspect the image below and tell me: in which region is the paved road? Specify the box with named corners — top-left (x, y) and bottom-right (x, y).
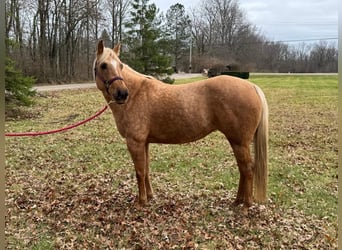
top-left (34, 73), bottom-right (203, 92)
top-left (33, 72), bottom-right (336, 92)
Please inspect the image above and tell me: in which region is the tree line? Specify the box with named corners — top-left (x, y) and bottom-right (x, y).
top-left (6, 0), bottom-right (338, 84)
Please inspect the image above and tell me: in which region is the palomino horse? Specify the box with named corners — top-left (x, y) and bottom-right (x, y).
top-left (94, 40), bottom-right (268, 209)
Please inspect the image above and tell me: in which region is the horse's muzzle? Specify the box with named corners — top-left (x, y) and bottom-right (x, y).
top-left (113, 89), bottom-right (129, 104)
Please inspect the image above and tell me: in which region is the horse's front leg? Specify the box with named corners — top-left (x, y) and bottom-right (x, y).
top-left (126, 139), bottom-right (151, 205)
top-left (145, 143), bottom-right (153, 201)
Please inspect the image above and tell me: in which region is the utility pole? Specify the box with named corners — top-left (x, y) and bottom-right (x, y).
top-left (189, 34), bottom-right (192, 73)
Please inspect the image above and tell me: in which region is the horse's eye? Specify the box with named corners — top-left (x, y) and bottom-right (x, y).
top-left (120, 63), bottom-right (123, 69)
top-left (100, 63), bottom-right (107, 70)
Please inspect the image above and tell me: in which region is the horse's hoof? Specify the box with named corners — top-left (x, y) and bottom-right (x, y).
top-left (147, 194), bottom-right (154, 201)
top-left (232, 199), bottom-right (244, 207)
top-left (242, 206), bottom-right (249, 216)
top-left (134, 201), bottom-right (146, 210)
top-left (139, 199), bottom-right (147, 206)
top-left (133, 196), bottom-right (148, 207)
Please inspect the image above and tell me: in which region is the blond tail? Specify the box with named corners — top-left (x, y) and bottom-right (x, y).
top-left (253, 85), bottom-right (269, 202)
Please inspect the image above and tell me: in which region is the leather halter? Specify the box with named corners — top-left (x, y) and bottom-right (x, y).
top-left (94, 66), bottom-right (123, 94)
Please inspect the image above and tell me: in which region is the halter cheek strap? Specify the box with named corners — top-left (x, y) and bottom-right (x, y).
top-left (94, 67), bottom-right (123, 94)
top-left (102, 76), bottom-right (124, 94)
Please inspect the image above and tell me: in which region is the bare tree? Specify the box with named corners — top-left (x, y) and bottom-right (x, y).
top-left (5, 0), bottom-right (338, 83)
top-left (189, 8), bottom-right (208, 56)
top-left (107, 0), bottom-right (130, 46)
top-left (309, 41), bottom-right (338, 72)
top-left (5, 0), bottom-right (23, 44)
top-left (190, 0), bottom-right (260, 70)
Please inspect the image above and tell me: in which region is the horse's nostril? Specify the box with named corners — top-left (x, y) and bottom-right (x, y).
top-left (114, 89), bottom-right (129, 102)
top-left (120, 89), bottom-right (128, 99)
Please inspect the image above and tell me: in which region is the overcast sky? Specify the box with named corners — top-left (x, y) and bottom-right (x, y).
top-left (152, 0), bottom-right (338, 44)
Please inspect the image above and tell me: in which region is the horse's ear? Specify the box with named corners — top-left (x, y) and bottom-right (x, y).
top-left (113, 43), bottom-right (121, 57)
top-left (97, 40), bottom-right (104, 56)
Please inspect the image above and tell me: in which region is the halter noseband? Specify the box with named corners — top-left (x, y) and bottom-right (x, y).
top-left (94, 66), bottom-right (123, 94)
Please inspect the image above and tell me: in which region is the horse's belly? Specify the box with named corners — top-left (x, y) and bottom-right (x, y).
top-left (147, 119), bottom-right (215, 144)
top-left (147, 131), bottom-right (214, 144)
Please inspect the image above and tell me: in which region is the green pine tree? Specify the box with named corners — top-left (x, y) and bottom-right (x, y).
top-left (123, 0), bottom-right (173, 81)
top-left (5, 57), bottom-right (36, 106)
top-left (165, 3), bottom-right (191, 72)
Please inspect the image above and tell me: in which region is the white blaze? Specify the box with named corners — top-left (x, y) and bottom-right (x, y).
top-left (111, 60), bottom-right (118, 71)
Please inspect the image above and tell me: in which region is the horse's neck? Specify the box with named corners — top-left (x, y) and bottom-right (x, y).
top-left (124, 64), bottom-right (153, 79)
top-left (123, 65), bottom-right (154, 85)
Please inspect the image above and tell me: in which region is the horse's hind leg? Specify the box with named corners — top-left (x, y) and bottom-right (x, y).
top-left (230, 143), bottom-right (254, 208)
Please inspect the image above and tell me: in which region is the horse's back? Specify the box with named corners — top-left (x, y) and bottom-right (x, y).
top-left (185, 75), bottom-right (261, 114)
top-left (200, 75), bottom-right (257, 96)
top-left (144, 75), bottom-right (262, 144)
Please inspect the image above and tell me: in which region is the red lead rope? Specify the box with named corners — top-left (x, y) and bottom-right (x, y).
top-left (5, 105), bottom-right (108, 137)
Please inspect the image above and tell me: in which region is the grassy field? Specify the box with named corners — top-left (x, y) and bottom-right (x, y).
top-left (5, 75), bottom-right (337, 249)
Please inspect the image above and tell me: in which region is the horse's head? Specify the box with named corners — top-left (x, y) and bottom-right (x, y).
top-left (94, 40), bottom-right (129, 105)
